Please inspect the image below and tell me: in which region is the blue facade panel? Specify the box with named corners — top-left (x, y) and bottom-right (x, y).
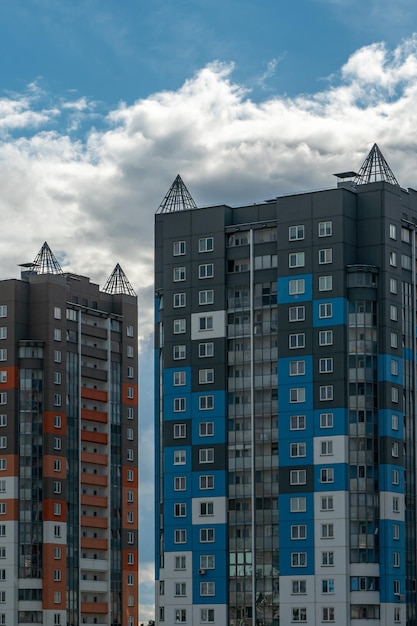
top-left (379, 463), bottom-right (404, 492)
top-left (191, 470), bottom-right (227, 497)
top-left (378, 409), bottom-right (403, 438)
top-left (279, 545), bottom-right (315, 576)
top-left (314, 463), bottom-right (347, 491)
top-left (277, 274), bottom-right (312, 304)
top-left (378, 354), bottom-right (404, 384)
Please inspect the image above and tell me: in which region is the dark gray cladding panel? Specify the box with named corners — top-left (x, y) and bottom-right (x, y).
top-left (192, 443), bottom-right (227, 471)
top-left (278, 465), bottom-right (314, 494)
top-left (163, 419), bottom-right (192, 447)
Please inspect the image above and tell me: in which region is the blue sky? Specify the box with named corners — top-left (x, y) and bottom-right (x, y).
top-left (1, 1), bottom-right (417, 621)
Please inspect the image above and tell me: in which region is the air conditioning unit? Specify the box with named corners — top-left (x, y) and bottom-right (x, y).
top-left (198, 569), bottom-right (206, 575)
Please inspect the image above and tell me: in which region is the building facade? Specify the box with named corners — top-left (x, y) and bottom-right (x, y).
top-left (0, 244), bottom-right (139, 626)
top-left (154, 146), bottom-right (417, 626)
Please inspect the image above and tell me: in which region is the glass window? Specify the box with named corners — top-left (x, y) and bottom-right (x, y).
top-left (290, 415), bottom-right (306, 430)
top-left (290, 388), bottom-right (306, 403)
top-left (173, 293), bottom-right (186, 308)
top-left (173, 267), bottom-right (186, 282)
top-left (199, 396), bottom-right (214, 411)
top-left (289, 306), bottom-right (305, 322)
top-left (289, 252), bottom-right (305, 268)
top-left (319, 248), bottom-right (332, 264)
top-left (199, 264), bottom-right (214, 279)
top-left (199, 237), bottom-right (214, 253)
top-left (289, 279), bottom-right (305, 295)
top-left (199, 342), bottom-right (214, 358)
top-left (291, 497), bottom-right (306, 512)
top-left (199, 290), bottom-right (214, 305)
top-left (289, 333), bottom-right (305, 349)
top-left (290, 469), bottom-right (306, 485)
top-left (318, 221), bottom-right (332, 237)
top-left (319, 303), bottom-right (332, 319)
top-left (173, 241), bottom-right (186, 256)
top-left (319, 276), bottom-right (332, 291)
top-left (289, 225), bottom-right (305, 241)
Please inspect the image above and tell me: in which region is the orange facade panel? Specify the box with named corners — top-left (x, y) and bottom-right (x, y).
top-left (81, 515), bottom-right (108, 529)
top-left (0, 454), bottom-right (18, 477)
top-left (80, 537), bottom-right (108, 551)
top-left (43, 544), bottom-right (66, 609)
top-left (81, 473), bottom-right (108, 487)
top-left (122, 382), bottom-right (137, 405)
top-left (81, 451), bottom-right (108, 465)
top-left (80, 494), bottom-right (107, 508)
top-left (0, 498), bottom-right (17, 521)
top-left (81, 602), bottom-right (108, 614)
top-left (44, 411), bottom-right (66, 434)
top-left (122, 466), bottom-right (138, 489)
top-left (0, 366), bottom-right (18, 389)
top-left (81, 430), bottom-right (108, 445)
top-left (43, 455), bottom-right (65, 479)
top-left (44, 498), bottom-right (66, 522)
top-left (81, 388), bottom-right (108, 402)
top-left (81, 408), bottom-right (108, 423)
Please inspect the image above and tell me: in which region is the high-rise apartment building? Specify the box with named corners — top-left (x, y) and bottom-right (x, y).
top-left (0, 243), bottom-right (138, 626)
top-left (155, 145), bottom-right (417, 626)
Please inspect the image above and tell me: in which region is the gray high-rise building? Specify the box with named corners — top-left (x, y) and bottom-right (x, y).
top-left (0, 243), bottom-right (139, 626)
top-left (154, 145), bottom-right (417, 626)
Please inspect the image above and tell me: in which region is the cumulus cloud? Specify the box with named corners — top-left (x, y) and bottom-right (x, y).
top-left (2, 34), bottom-right (417, 616)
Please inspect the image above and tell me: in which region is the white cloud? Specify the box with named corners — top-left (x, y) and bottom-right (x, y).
top-left (2, 35), bottom-right (417, 616)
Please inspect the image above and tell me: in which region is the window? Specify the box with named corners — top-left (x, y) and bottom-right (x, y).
top-left (127, 469), bottom-right (134, 481)
top-left (392, 414), bottom-right (399, 430)
top-left (173, 293), bottom-right (186, 308)
top-left (394, 607), bottom-right (401, 623)
top-left (54, 569), bottom-right (61, 581)
top-left (390, 223), bottom-right (397, 239)
top-left (392, 441), bottom-right (399, 457)
top-left (319, 303), bottom-right (332, 319)
top-left (54, 415), bottom-right (61, 428)
top-left (200, 609), bottom-right (215, 623)
top-left (127, 345), bottom-right (134, 358)
top-left (200, 501), bottom-right (214, 516)
top-left (174, 476), bottom-right (186, 491)
top-left (391, 360), bottom-right (398, 376)
top-left (322, 551), bottom-right (334, 566)
top-left (390, 278), bottom-right (398, 294)
top-left (173, 241), bottom-right (186, 256)
top-left (173, 267), bottom-right (186, 282)
top-left (322, 607), bottom-right (335, 622)
top-left (319, 358), bottom-right (333, 373)
top-left (175, 555), bottom-right (186, 570)
top-left (54, 371), bottom-right (61, 385)
top-left (392, 387), bottom-right (399, 403)
top-left (174, 371), bottom-right (186, 387)
top-left (289, 225), bottom-right (305, 240)
top-left (200, 554), bottom-right (215, 569)
top-left (0, 460), bottom-right (5, 471)
top-left (394, 580), bottom-right (401, 595)
top-left (126, 324), bottom-right (134, 337)
top-left (199, 421), bottom-right (214, 436)
top-left (291, 497), bottom-right (306, 512)
top-left (0, 527), bottom-right (5, 537)
top-left (393, 552), bottom-right (400, 567)
top-left (54, 459), bottom-right (61, 472)
top-left (290, 415), bottom-right (306, 430)
top-left (319, 221), bottom-right (332, 237)
top-left (289, 279), bottom-right (305, 295)
top-left (289, 306), bottom-right (305, 322)
top-left (402, 253), bottom-right (412, 270)
top-left (199, 289), bottom-right (214, 305)
top-left (321, 496), bottom-right (334, 511)
top-left (54, 437), bottom-right (61, 450)
top-left (174, 530), bottom-right (186, 544)
top-left (291, 525), bottom-right (307, 540)
top-left (198, 396), bottom-right (214, 411)
top-left (289, 252), bottom-right (305, 268)
top-left (174, 450), bottom-right (186, 465)
top-left (0, 505), bottom-right (5, 516)
top-left (393, 496), bottom-right (400, 512)
top-left (319, 248), bottom-right (333, 264)
top-left (0, 351), bottom-right (6, 362)
top-left (393, 524), bottom-right (400, 540)
top-left (390, 305), bottom-right (398, 321)
top-left (200, 475), bottom-right (214, 489)
top-left (199, 263), bottom-right (214, 279)
top-left (290, 388), bottom-right (306, 403)
top-left (290, 360), bottom-right (305, 376)
top-left (319, 330), bottom-right (333, 346)
top-left (54, 591), bottom-right (61, 604)
top-left (392, 469), bottom-right (399, 485)
top-left (54, 350), bottom-right (61, 363)
top-left (199, 237), bottom-right (214, 252)
top-left (127, 407), bottom-right (134, 420)
top-left (54, 328), bottom-right (62, 341)
top-left (127, 489), bottom-right (134, 502)
top-left (174, 423), bottom-right (186, 438)
top-left (127, 574), bottom-right (134, 585)
top-left (290, 469), bottom-right (306, 485)
top-left (200, 581), bottom-right (215, 596)
top-left (199, 316), bottom-right (213, 331)
top-left (290, 442), bottom-right (306, 458)
top-left (0, 482), bottom-right (4, 493)
top-left (200, 528), bottom-right (215, 542)
top-left (0, 307), bottom-right (6, 318)
top-left (320, 413), bottom-right (333, 428)
top-left (0, 329), bottom-right (6, 341)
top-left (320, 386), bottom-right (333, 401)
top-left (321, 523), bottom-right (334, 538)
top-left (292, 552), bottom-right (307, 567)
top-left (174, 503), bottom-right (186, 518)
top-left (321, 441), bottom-right (333, 456)
top-left (390, 251), bottom-right (397, 267)
top-left (292, 608), bottom-right (307, 622)
top-left (175, 609), bottom-right (187, 623)
top-left (54, 306), bottom-right (62, 319)
top-left (0, 373), bottom-right (5, 385)
top-left (199, 342), bottom-right (214, 358)
top-left (174, 398), bottom-right (186, 413)
top-left (199, 448), bottom-right (214, 464)
top-left (173, 345), bottom-right (186, 360)
top-left (173, 319), bottom-right (186, 334)
top-left (319, 276), bottom-right (332, 291)
top-left (320, 468), bottom-right (334, 483)
top-left (54, 394), bottom-right (62, 406)
top-left (322, 579), bottom-right (335, 594)
top-left (391, 332), bottom-right (398, 348)
top-left (289, 333), bottom-right (305, 349)
top-left (175, 582), bottom-right (186, 596)
top-left (199, 369), bottom-right (214, 384)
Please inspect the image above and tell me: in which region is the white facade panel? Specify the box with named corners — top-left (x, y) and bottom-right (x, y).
top-left (191, 310), bottom-right (226, 340)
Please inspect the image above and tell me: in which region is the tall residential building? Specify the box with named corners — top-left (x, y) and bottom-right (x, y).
top-left (0, 243), bottom-right (139, 626)
top-left (154, 145), bottom-right (417, 626)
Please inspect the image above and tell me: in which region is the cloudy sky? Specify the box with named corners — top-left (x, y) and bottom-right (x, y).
top-left (2, 0), bottom-right (417, 621)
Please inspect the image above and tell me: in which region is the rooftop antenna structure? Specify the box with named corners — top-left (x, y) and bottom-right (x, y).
top-left (24, 241), bottom-right (63, 275)
top-left (353, 143), bottom-right (399, 186)
top-left (102, 263), bottom-right (136, 296)
top-left (157, 174), bottom-right (197, 214)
